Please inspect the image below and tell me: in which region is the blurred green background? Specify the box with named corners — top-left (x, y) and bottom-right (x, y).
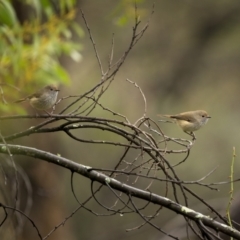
top-left (2, 0), bottom-right (240, 239)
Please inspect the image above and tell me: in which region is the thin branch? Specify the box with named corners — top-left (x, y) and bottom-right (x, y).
top-left (80, 9), bottom-right (104, 76)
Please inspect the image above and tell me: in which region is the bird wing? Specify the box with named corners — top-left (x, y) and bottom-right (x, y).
top-left (170, 114), bottom-right (195, 122)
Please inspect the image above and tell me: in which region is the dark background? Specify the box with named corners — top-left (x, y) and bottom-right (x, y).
top-left (5, 1), bottom-right (240, 240)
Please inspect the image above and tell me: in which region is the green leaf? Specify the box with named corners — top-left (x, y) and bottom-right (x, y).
top-left (70, 50), bottom-right (81, 62)
top-left (72, 22), bottom-right (85, 38)
top-left (0, 0), bottom-right (18, 27)
top-left (53, 64), bottom-right (70, 84)
top-left (25, 0), bottom-right (42, 19)
top-left (116, 15), bottom-right (128, 27)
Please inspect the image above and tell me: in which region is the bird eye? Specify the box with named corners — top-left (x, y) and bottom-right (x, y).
top-left (202, 115), bottom-right (205, 117)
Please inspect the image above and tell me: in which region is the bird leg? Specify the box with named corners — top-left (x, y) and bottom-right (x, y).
top-left (44, 110), bottom-right (52, 117)
top-left (185, 131), bottom-right (196, 141)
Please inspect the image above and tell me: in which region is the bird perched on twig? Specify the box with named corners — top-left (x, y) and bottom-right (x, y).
top-left (14, 85), bottom-right (59, 114)
top-left (158, 110), bottom-right (211, 139)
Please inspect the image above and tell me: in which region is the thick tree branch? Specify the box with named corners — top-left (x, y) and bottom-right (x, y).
top-left (0, 143), bottom-right (239, 239)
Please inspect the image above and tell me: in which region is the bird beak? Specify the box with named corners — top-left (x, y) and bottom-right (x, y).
top-left (207, 116), bottom-right (211, 118)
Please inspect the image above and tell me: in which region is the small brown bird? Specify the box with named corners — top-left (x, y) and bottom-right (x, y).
top-left (158, 110), bottom-right (211, 139)
top-left (15, 85), bottom-right (59, 112)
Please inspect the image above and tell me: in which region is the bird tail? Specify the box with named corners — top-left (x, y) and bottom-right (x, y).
top-left (157, 114), bottom-right (173, 118)
top-left (14, 98), bottom-right (27, 103)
